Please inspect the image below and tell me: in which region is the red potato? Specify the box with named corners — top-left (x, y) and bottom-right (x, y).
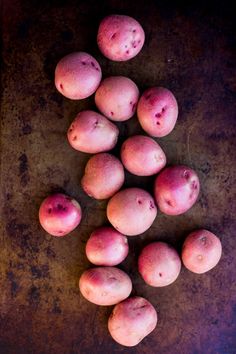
top-left (107, 188), bottom-right (157, 236)
top-left (95, 76), bottom-right (139, 121)
top-left (182, 229), bottom-right (222, 274)
top-left (85, 227), bottom-right (129, 266)
top-left (121, 135), bottom-right (166, 176)
top-left (81, 153), bottom-right (125, 199)
top-left (138, 242), bottom-right (181, 287)
top-left (79, 267), bottom-right (132, 306)
top-left (154, 165), bottom-right (200, 215)
top-left (137, 87), bottom-right (178, 137)
top-left (108, 296), bottom-right (158, 347)
top-left (67, 110), bottom-right (119, 153)
top-left (97, 15), bottom-right (145, 61)
top-left (55, 52), bottom-right (102, 100)
top-left (39, 193), bottom-right (82, 237)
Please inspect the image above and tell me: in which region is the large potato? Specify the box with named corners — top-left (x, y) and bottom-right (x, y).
top-left (154, 165), bottom-right (200, 215)
top-left (85, 227), bottom-right (129, 266)
top-left (97, 15), bottom-right (145, 61)
top-left (138, 242), bottom-right (181, 287)
top-left (108, 296), bottom-right (158, 347)
top-left (121, 135), bottom-right (166, 176)
top-left (39, 193), bottom-right (82, 237)
top-left (67, 110), bottom-right (119, 153)
top-left (55, 52), bottom-right (102, 99)
top-left (107, 188), bottom-right (157, 236)
top-left (79, 267), bottom-right (132, 306)
top-left (81, 153), bottom-right (124, 199)
top-left (137, 87), bottom-right (178, 137)
top-left (182, 229), bottom-right (222, 274)
top-left (95, 76), bottom-right (139, 121)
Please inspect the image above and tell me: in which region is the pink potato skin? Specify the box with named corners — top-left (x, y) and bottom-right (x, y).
top-left (121, 135), bottom-right (166, 176)
top-left (182, 229), bottom-right (222, 274)
top-left (81, 153), bottom-right (125, 200)
top-left (67, 110), bottom-right (119, 153)
top-left (108, 296), bottom-right (158, 347)
top-left (154, 165), bottom-right (200, 215)
top-left (95, 76), bottom-right (139, 121)
top-left (85, 227), bottom-right (129, 266)
top-left (107, 188), bottom-right (157, 236)
top-left (137, 87), bottom-right (178, 137)
top-left (55, 52), bottom-right (102, 100)
top-left (79, 267), bottom-right (132, 306)
top-left (39, 193), bottom-right (82, 237)
top-left (97, 15), bottom-right (145, 61)
top-left (138, 242), bottom-right (181, 287)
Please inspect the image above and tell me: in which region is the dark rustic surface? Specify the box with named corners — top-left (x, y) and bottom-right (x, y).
top-left (1, 1), bottom-right (236, 353)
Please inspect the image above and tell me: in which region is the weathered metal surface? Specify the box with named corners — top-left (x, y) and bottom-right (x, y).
top-left (1, 1), bottom-right (236, 353)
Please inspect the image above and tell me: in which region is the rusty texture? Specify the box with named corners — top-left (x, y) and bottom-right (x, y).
top-left (1, 1), bottom-right (236, 353)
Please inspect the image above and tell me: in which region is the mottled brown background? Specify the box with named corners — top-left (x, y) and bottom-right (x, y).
top-left (1, 0), bottom-right (236, 353)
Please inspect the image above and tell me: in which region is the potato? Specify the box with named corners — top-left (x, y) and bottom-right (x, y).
top-left (154, 165), bottom-right (200, 215)
top-left (108, 296), bottom-right (158, 347)
top-left (67, 110), bottom-right (119, 153)
top-left (39, 193), bottom-right (82, 237)
top-left (81, 153), bottom-right (124, 199)
top-left (138, 242), bottom-right (181, 287)
top-left (121, 135), bottom-right (166, 176)
top-left (137, 87), bottom-right (178, 137)
top-left (107, 188), bottom-right (157, 236)
top-left (79, 267), bottom-right (132, 306)
top-left (55, 52), bottom-right (102, 99)
top-left (182, 229), bottom-right (222, 274)
top-left (97, 15), bottom-right (145, 61)
top-left (85, 227), bottom-right (129, 266)
top-left (95, 76), bottom-right (139, 121)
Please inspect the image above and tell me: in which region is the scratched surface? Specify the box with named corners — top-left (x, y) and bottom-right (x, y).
top-left (1, 1), bottom-right (236, 353)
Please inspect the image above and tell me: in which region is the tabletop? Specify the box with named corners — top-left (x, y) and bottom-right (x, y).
top-left (1, 1), bottom-right (236, 353)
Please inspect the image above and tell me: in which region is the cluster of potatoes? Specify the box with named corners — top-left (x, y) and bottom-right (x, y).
top-left (39, 15), bottom-right (222, 347)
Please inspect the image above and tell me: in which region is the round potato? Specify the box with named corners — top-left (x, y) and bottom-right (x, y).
top-left (95, 76), bottom-right (139, 121)
top-left (39, 193), bottom-right (82, 237)
top-left (182, 229), bottom-right (222, 274)
top-left (121, 135), bottom-right (166, 176)
top-left (154, 165), bottom-right (200, 215)
top-left (138, 242), bottom-right (181, 287)
top-left (79, 267), bottom-right (132, 306)
top-left (67, 110), bottom-right (119, 153)
top-left (137, 87), bottom-right (178, 137)
top-left (107, 188), bottom-right (157, 236)
top-left (86, 227), bottom-right (129, 266)
top-left (108, 296), bottom-right (158, 347)
top-left (55, 52), bottom-right (102, 99)
top-left (81, 153), bottom-right (125, 199)
top-left (97, 15), bottom-right (145, 61)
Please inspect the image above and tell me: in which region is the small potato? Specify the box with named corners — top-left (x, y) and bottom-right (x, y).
top-left (182, 229), bottom-right (222, 274)
top-left (81, 153), bottom-right (124, 199)
top-left (121, 135), bottom-right (166, 176)
top-left (108, 296), bottom-right (158, 347)
top-left (138, 242), bottom-right (181, 287)
top-left (95, 76), bottom-right (139, 121)
top-left (67, 110), bottom-right (119, 153)
top-left (154, 165), bottom-right (200, 215)
top-left (79, 267), bottom-right (132, 306)
top-left (107, 188), bottom-right (157, 236)
top-left (39, 193), bottom-right (82, 237)
top-left (85, 227), bottom-right (129, 266)
top-left (97, 15), bottom-right (145, 61)
top-left (137, 87), bottom-right (178, 137)
top-left (55, 52), bottom-right (102, 99)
